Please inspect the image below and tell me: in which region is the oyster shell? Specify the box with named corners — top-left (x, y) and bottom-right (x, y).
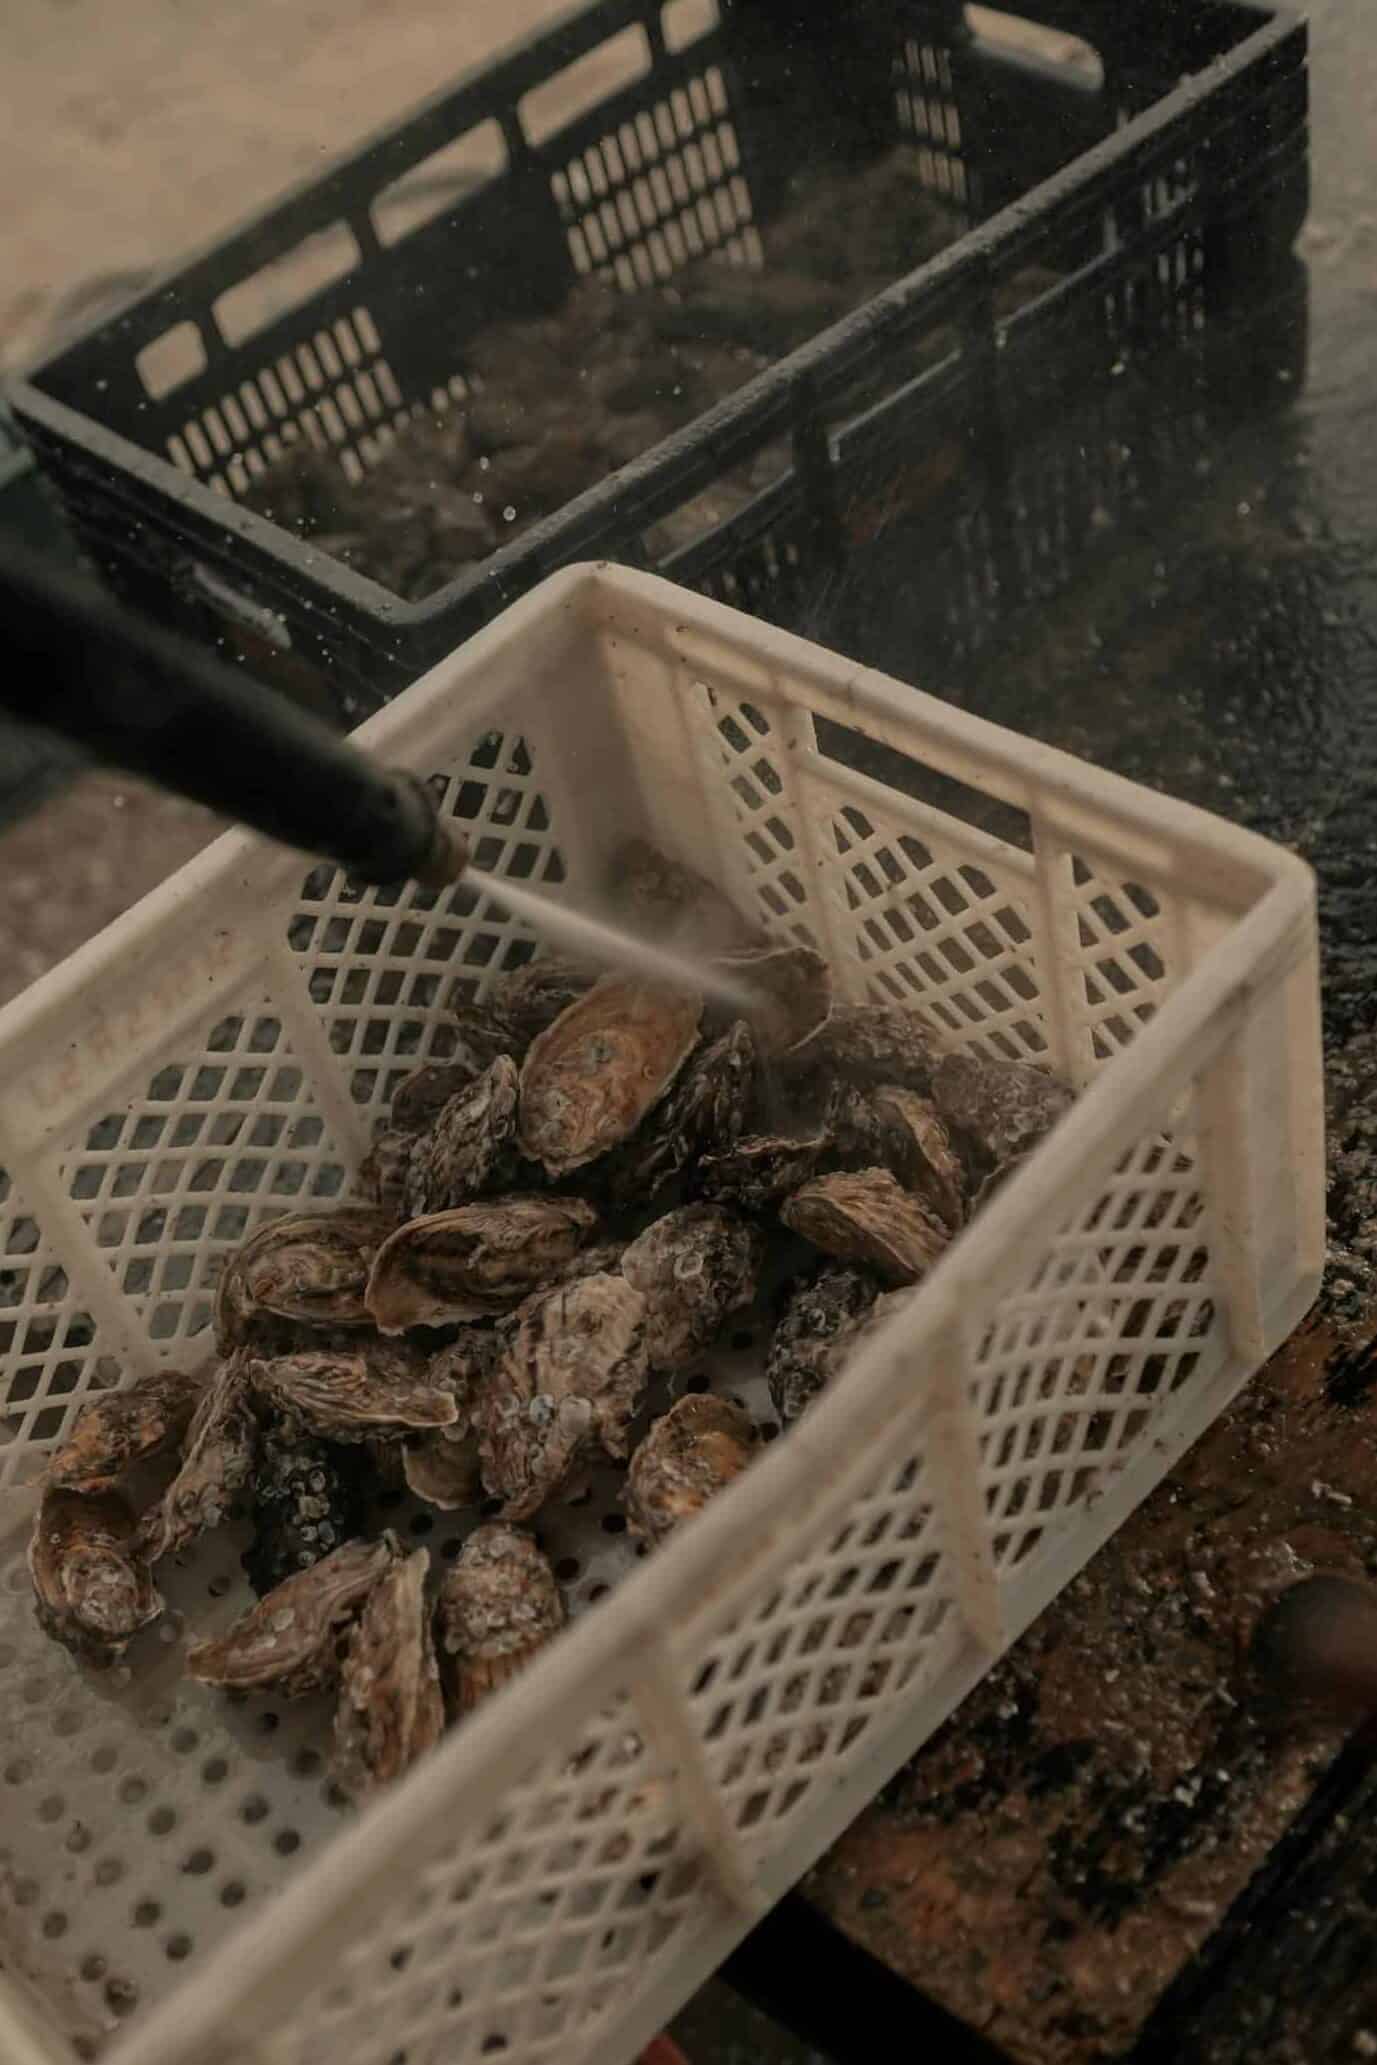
top-left (611, 838), bottom-right (758, 955)
top-left (518, 976), bottom-right (702, 1179)
top-left (444, 995), bottom-right (521, 1066)
top-left (969, 1152), bottom-right (1029, 1217)
top-left (391, 1056), bottom-right (490, 1133)
top-left (933, 1051), bottom-right (1073, 1168)
top-left (45, 1368), bottom-right (202, 1494)
top-left (242, 1420), bottom-right (369, 1596)
top-left (29, 1487), bottom-right (163, 1657)
top-left (243, 1338), bottom-right (457, 1442)
top-left (403, 1056), bottom-right (520, 1217)
top-left (781, 1168), bottom-right (950, 1286)
top-left (716, 943), bottom-right (831, 1057)
top-left (621, 1205), bottom-right (763, 1373)
top-left (790, 1002), bottom-right (935, 1089)
top-left (403, 1426), bottom-right (483, 1508)
top-left (475, 1393), bottom-right (594, 1522)
top-left (136, 1357), bottom-right (258, 1564)
top-left (495, 1273), bottom-right (649, 1460)
top-left (830, 1086), bottom-right (964, 1229)
top-left (334, 1546), bottom-right (445, 1796)
top-left (358, 1127), bottom-right (413, 1216)
top-left (699, 1124), bottom-right (831, 1211)
top-left (603, 1020), bottom-right (757, 1210)
top-left (187, 1533), bottom-right (399, 1699)
top-left (366, 1196), bottom-right (599, 1331)
top-left (435, 1522), bottom-right (565, 1713)
top-left (625, 1396), bottom-right (757, 1545)
top-left (766, 1267), bottom-right (881, 1425)
top-left (489, 957), bottom-right (597, 1051)
top-left (215, 1207), bottom-right (396, 1352)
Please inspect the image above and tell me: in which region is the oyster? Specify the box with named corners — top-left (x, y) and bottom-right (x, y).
top-left (625, 1396), bottom-right (757, 1545)
top-left (45, 1368), bottom-right (202, 1494)
top-left (242, 1420), bottom-right (369, 1596)
top-left (969, 1152), bottom-right (1029, 1217)
top-left (699, 1124), bottom-right (831, 1211)
top-left (334, 1546), bottom-right (445, 1796)
top-left (781, 1169), bottom-right (950, 1285)
top-left (716, 943), bottom-right (831, 1057)
top-left (403, 1056), bottom-right (520, 1217)
top-left (497, 1273), bottom-right (649, 1457)
top-left (475, 1393), bottom-right (594, 1522)
top-left (611, 838), bottom-right (758, 955)
top-left (358, 1127), bottom-right (413, 1216)
top-left (435, 1522), bottom-right (565, 1712)
top-left (243, 1337), bottom-right (456, 1443)
top-left (366, 1196), bottom-right (599, 1331)
top-left (932, 1050), bottom-right (1073, 1169)
top-left (403, 1426), bottom-right (483, 1508)
top-left (215, 1206), bottom-right (396, 1352)
top-left (603, 1021), bottom-right (757, 1209)
top-left (29, 1488), bottom-right (163, 1657)
top-left (621, 1205), bottom-right (763, 1373)
top-left (136, 1357), bottom-right (258, 1563)
top-left (391, 1055), bottom-right (490, 1133)
top-left (187, 1534), bottom-right (399, 1699)
top-left (790, 1002), bottom-right (935, 1089)
top-left (830, 1086), bottom-right (964, 1230)
top-left (766, 1267), bottom-right (881, 1425)
top-left (444, 994), bottom-right (521, 1066)
top-left (489, 956), bottom-right (597, 1051)
top-left (518, 976), bottom-right (702, 1178)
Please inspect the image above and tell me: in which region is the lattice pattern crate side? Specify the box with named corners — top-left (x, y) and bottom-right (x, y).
top-left (54, 993), bottom-right (351, 1357)
top-left (687, 683), bottom-right (823, 951)
top-left (895, 31), bottom-right (970, 209)
top-left (972, 1108), bottom-right (1219, 1580)
top-left (1063, 853), bottom-right (1176, 1068)
top-left (681, 1434), bottom-right (961, 1857)
top-left (0, 1169), bottom-right (114, 1492)
top-left (553, 61), bottom-right (762, 292)
top-left (163, 305), bottom-right (441, 500)
top-left (273, 1693), bottom-right (708, 2065)
top-left (824, 795), bottom-right (1047, 1061)
top-left (289, 729), bottom-right (569, 1118)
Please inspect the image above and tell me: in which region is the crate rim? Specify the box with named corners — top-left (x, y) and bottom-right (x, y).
top-left (5, 0), bottom-right (1306, 652)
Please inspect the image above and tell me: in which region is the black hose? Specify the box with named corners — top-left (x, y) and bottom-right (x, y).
top-left (0, 547), bottom-right (464, 886)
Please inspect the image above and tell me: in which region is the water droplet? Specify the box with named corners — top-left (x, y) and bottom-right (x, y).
top-left (503, 506), bottom-right (516, 523)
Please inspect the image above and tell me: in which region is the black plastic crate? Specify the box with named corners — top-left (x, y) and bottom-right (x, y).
top-left (9, 0), bottom-right (1307, 721)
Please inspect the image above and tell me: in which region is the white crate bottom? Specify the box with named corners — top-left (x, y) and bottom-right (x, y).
top-left (0, 566), bottom-right (1322, 2065)
top-left (0, 1308), bottom-right (784, 2059)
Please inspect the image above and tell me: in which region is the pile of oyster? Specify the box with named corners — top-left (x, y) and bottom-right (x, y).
top-left (28, 842), bottom-right (1072, 1796)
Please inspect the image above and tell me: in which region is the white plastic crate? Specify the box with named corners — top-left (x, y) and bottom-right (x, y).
top-left (0, 564), bottom-right (1322, 2065)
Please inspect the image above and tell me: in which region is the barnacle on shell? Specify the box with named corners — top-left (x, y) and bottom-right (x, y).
top-left (435, 1522), bottom-right (566, 1712)
top-left (334, 1546), bottom-right (445, 1796)
top-left (625, 1396), bottom-right (758, 1545)
top-left (620, 1205), bottom-right (762, 1373)
top-left (766, 1267), bottom-right (881, 1425)
top-left (29, 1487), bottom-right (163, 1657)
top-left (45, 1368), bottom-right (203, 1494)
top-left (781, 1168), bottom-right (950, 1285)
top-left (243, 1420), bottom-right (369, 1596)
top-left (187, 1533), bottom-right (400, 1699)
top-left (366, 1196), bottom-right (599, 1331)
top-left (518, 976), bottom-right (702, 1179)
